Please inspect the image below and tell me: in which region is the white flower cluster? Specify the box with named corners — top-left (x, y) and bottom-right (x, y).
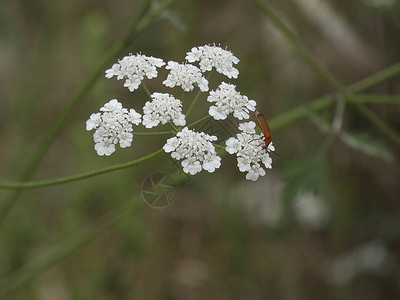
top-left (186, 44), bottom-right (240, 78)
top-left (142, 93), bottom-right (186, 128)
top-left (225, 122), bottom-right (274, 181)
top-left (105, 54), bottom-right (165, 91)
top-left (163, 61), bottom-right (209, 92)
top-left (207, 82), bottom-right (256, 120)
top-left (163, 128), bottom-right (221, 175)
top-left (86, 99), bottom-right (141, 156)
top-left (90, 45), bottom-right (273, 182)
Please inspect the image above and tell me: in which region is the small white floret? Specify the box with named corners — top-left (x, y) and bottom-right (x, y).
top-left (163, 61), bottom-right (209, 92)
top-left (105, 54), bottom-right (165, 92)
top-left (142, 93), bottom-right (186, 128)
top-left (207, 82), bottom-right (256, 121)
top-left (225, 121), bottom-right (274, 180)
top-left (185, 44), bottom-right (240, 79)
top-left (86, 99), bottom-right (142, 156)
top-left (163, 128), bottom-right (221, 175)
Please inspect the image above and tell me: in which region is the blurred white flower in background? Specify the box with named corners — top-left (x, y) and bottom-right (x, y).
top-left (173, 258), bottom-right (210, 288)
top-left (186, 44), bottom-right (240, 78)
top-left (163, 61), bottom-right (209, 92)
top-left (164, 128), bottom-right (221, 175)
top-left (232, 174), bottom-right (285, 227)
top-left (293, 191), bottom-right (330, 229)
top-left (142, 93), bottom-right (186, 128)
top-left (225, 121), bottom-right (274, 181)
top-left (329, 240), bottom-right (390, 286)
top-left (105, 54), bottom-right (165, 91)
top-left (86, 99), bottom-right (141, 156)
top-left (207, 82), bottom-right (256, 120)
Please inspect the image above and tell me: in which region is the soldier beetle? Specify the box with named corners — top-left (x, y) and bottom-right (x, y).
top-left (239, 107), bottom-right (277, 154)
top-left (253, 109), bottom-right (279, 156)
top-left (254, 110), bottom-right (272, 149)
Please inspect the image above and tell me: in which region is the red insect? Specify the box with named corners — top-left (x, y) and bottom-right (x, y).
top-left (254, 110), bottom-right (272, 149)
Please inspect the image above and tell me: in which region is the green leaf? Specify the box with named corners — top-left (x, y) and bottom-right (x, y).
top-left (339, 132), bottom-right (394, 162)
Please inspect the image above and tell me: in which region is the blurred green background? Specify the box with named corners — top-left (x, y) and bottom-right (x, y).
top-left (1, 0), bottom-right (400, 299)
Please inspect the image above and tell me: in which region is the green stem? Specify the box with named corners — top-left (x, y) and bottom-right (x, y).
top-left (180, 90), bottom-right (185, 101)
top-left (0, 148), bottom-right (165, 190)
top-left (347, 62), bottom-right (400, 93)
top-left (213, 143), bottom-right (227, 151)
top-left (269, 95), bottom-right (332, 131)
top-left (269, 61), bottom-right (400, 132)
top-left (0, 0), bottom-right (178, 227)
top-left (141, 82), bottom-right (152, 99)
top-left (353, 104), bottom-right (400, 146)
top-left (134, 130), bottom-right (174, 136)
top-left (332, 95), bottom-right (346, 133)
top-left (187, 115), bottom-right (212, 128)
top-left (347, 94), bottom-right (400, 105)
top-left (186, 90), bottom-right (203, 119)
top-left (186, 71), bottom-right (214, 118)
top-left (169, 122), bottom-right (178, 132)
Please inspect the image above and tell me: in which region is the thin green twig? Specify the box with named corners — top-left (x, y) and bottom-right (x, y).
top-left (180, 90), bottom-right (185, 101)
top-left (353, 104), bottom-right (400, 146)
top-left (347, 94), bottom-right (400, 105)
top-left (141, 82), bottom-right (152, 99)
top-left (0, 148), bottom-right (165, 190)
top-left (269, 62), bottom-right (400, 132)
top-left (186, 71), bottom-right (213, 118)
top-left (186, 90), bottom-right (204, 119)
top-left (187, 114), bottom-right (212, 128)
top-left (332, 95), bottom-right (346, 133)
top-left (134, 130), bottom-right (175, 136)
top-left (169, 122), bottom-right (179, 132)
top-left (347, 62), bottom-right (400, 93)
top-left (213, 143), bottom-right (227, 151)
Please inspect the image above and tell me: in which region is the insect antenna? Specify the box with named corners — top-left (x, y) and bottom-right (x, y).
top-left (270, 150), bottom-right (280, 157)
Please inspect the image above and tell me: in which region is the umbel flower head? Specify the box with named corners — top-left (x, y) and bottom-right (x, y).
top-left (142, 93), bottom-right (186, 128)
top-left (186, 44), bottom-right (240, 79)
top-left (86, 99), bottom-right (141, 156)
top-left (164, 128), bottom-right (221, 175)
top-left (163, 61), bottom-right (209, 92)
top-left (207, 82), bottom-right (256, 120)
top-left (225, 121), bottom-right (274, 181)
top-left (105, 54), bottom-right (165, 92)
